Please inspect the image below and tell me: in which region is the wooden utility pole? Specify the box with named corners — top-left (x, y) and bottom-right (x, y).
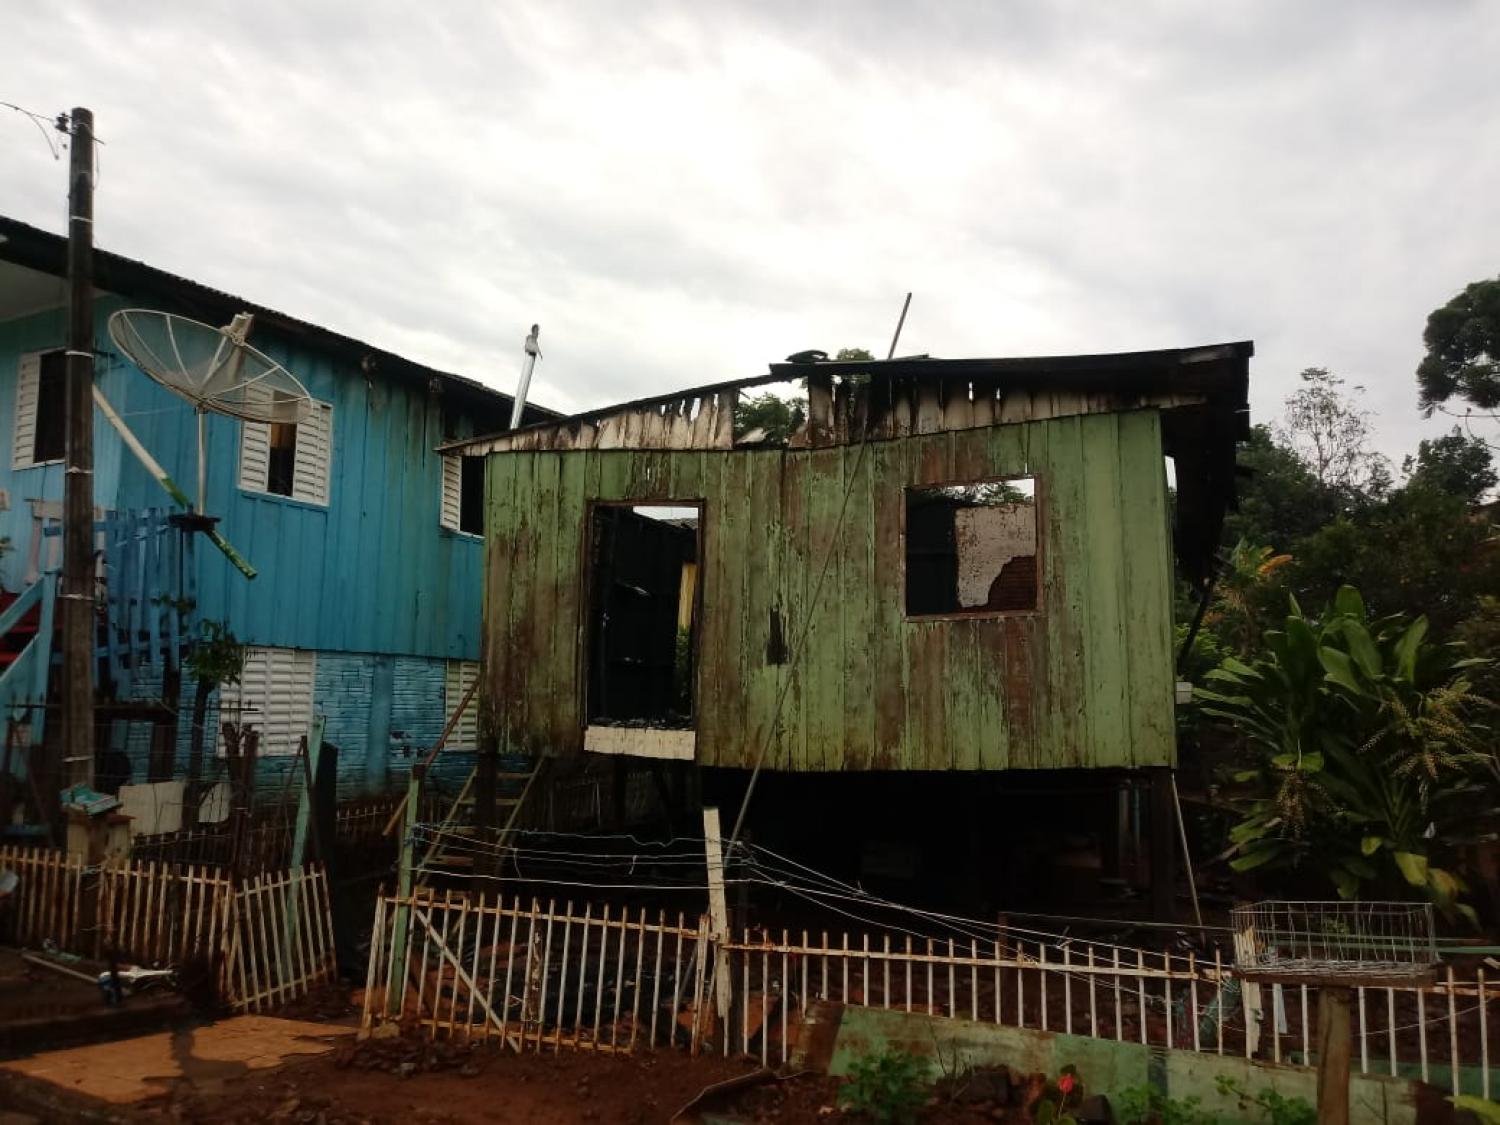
top-left (1315, 986), bottom-right (1353, 1125)
top-left (61, 106), bottom-right (96, 793)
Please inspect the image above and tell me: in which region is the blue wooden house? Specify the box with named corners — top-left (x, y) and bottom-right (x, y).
top-left (0, 215), bottom-right (549, 814)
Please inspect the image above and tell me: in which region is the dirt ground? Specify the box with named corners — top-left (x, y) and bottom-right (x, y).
top-left (0, 1024), bottom-right (1033, 1124)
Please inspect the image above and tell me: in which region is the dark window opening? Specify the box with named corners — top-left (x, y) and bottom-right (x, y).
top-left (33, 351), bottom-right (66, 463)
top-left (586, 503), bottom-right (701, 728)
top-left (267, 421), bottom-right (297, 496)
top-left (459, 455), bottom-right (485, 535)
top-left (905, 477), bottom-right (1038, 616)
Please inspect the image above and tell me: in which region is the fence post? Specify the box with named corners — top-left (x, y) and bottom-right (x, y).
top-left (290, 716), bottom-right (326, 870)
top-left (386, 766), bottom-right (422, 1016)
top-left (702, 807), bottom-right (733, 1030)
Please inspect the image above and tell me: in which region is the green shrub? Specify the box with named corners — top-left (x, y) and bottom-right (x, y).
top-left (838, 1047), bottom-right (929, 1125)
top-left (1114, 1084), bottom-right (1214, 1125)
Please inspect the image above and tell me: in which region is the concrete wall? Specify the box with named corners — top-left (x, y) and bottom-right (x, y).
top-left (823, 1006), bottom-right (1422, 1125)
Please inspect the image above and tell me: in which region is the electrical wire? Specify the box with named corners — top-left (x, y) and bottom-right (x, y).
top-left (1, 100), bottom-right (60, 159)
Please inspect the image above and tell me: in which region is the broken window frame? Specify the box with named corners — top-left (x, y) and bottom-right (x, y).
top-left (902, 473), bottom-right (1042, 621)
top-left (580, 498), bottom-right (705, 736)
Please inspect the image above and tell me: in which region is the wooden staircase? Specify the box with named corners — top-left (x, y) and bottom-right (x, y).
top-left (415, 757), bottom-right (549, 885)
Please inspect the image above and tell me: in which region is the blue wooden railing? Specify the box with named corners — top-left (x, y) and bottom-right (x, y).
top-left (34, 508), bottom-right (196, 699)
top-left (96, 508), bottom-right (197, 697)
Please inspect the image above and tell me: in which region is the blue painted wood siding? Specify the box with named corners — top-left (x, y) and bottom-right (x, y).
top-left (0, 297), bottom-right (494, 660)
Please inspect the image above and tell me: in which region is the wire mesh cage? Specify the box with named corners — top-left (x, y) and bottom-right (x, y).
top-left (1231, 900), bottom-right (1437, 983)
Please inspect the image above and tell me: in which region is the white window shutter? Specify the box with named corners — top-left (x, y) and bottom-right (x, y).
top-left (239, 419), bottom-right (270, 492)
top-left (292, 401), bottom-right (332, 505)
top-left (440, 455), bottom-right (462, 531)
top-left (12, 352), bottom-right (40, 470)
top-left (444, 659), bottom-right (480, 749)
top-left (223, 646), bottom-right (316, 756)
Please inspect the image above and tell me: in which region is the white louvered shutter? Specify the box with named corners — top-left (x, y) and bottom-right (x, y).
top-left (440, 455), bottom-right (462, 531)
top-left (239, 418), bottom-right (270, 492)
top-left (292, 401), bottom-right (332, 505)
top-left (12, 352), bottom-right (40, 470)
top-left (444, 659), bottom-right (480, 749)
top-left (224, 646), bottom-right (316, 756)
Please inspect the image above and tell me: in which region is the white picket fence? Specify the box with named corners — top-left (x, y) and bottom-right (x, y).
top-left (363, 888), bottom-right (1497, 1098)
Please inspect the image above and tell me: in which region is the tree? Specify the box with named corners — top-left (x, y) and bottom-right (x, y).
top-left (1418, 276), bottom-right (1500, 412)
top-left (1404, 427), bottom-right (1497, 502)
top-left (1221, 426), bottom-right (1343, 551)
top-left (182, 619), bottom-right (246, 828)
top-left (1278, 367), bottom-right (1389, 497)
top-left (732, 347), bottom-right (873, 443)
top-left (734, 391), bottom-right (805, 443)
top-left (1199, 586), bottom-right (1495, 921)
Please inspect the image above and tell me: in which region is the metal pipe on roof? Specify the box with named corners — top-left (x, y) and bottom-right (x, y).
top-left (509, 324), bottom-right (541, 430)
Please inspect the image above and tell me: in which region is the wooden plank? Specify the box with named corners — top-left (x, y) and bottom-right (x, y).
top-left (741, 451), bottom-right (781, 767)
top-left (1078, 413), bottom-right (1131, 768)
top-left (710, 391), bottom-right (735, 448)
top-left (501, 455), bottom-right (539, 754)
top-left (769, 450), bottom-right (806, 770)
top-left (868, 441), bottom-right (907, 769)
top-left (1038, 416), bottom-right (1088, 767)
top-left (801, 447), bottom-right (844, 770)
top-left (915, 381), bottom-right (943, 434)
top-left (548, 450), bottom-right (589, 749)
top-left (481, 455), bottom-right (522, 751)
top-left (839, 442), bottom-right (876, 769)
top-left (1117, 410), bottom-right (1176, 767)
top-left (528, 451), bottom-right (562, 756)
top-left (693, 455), bottom-right (729, 764)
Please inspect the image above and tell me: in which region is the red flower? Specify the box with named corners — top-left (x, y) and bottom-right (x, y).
top-left (1057, 1074), bottom-right (1075, 1096)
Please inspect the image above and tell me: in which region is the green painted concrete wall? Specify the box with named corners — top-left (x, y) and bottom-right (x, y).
top-left (481, 409), bottom-right (1176, 771)
top-left (824, 1006), bottom-right (1420, 1125)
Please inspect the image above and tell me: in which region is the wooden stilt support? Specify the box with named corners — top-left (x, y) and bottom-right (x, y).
top-left (1149, 768), bottom-right (1176, 922)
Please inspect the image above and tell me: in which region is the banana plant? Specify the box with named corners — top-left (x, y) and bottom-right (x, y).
top-left (1197, 585), bottom-right (1494, 922)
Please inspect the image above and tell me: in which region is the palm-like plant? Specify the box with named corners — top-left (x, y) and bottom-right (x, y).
top-left (1198, 586), bottom-right (1495, 922)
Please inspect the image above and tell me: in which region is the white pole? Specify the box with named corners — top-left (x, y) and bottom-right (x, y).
top-left (702, 806), bottom-right (733, 1024)
top-left (509, 324), bottom-right (541, 430)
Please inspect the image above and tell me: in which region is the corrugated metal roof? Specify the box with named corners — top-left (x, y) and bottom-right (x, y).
top-left (0, 214), bottom-right (557, 421)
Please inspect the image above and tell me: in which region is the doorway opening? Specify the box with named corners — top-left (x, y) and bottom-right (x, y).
top-left (584, 502), bottom-right (701, 758)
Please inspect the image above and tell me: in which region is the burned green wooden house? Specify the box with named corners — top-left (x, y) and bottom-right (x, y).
top-left (452, 343), bottom-right (1249, 778)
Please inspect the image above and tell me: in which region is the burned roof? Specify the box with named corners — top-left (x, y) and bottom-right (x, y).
top-left (0, 215), bottom-right (557, 424)
top-left (444, 341), bottom-right (1251, 582)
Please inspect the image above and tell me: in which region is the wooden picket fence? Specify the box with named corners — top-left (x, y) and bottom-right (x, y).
top-left (0, 845), bottom-right (335, 1012)
top-left (96, 861), bottom-right (234, 968)
top-left (0, 844), bottom-right (87, 950)
top-left (221, 865), bottom-right (338, 1012)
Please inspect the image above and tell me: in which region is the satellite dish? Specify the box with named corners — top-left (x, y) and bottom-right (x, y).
top-left (107, 309), bottom-right (314, 511)
top-left (108, 309), bottom-right (313, 425)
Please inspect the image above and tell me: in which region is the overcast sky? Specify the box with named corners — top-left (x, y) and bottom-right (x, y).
top-left (5, 1), bottom-right (1497, 460)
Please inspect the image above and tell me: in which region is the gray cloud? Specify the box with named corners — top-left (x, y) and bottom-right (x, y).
top-left (4, 0), bottom-right (1497, 451)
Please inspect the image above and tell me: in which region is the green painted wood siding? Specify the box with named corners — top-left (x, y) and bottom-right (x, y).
top-left (480, 409), bottom-right (1176, 771)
